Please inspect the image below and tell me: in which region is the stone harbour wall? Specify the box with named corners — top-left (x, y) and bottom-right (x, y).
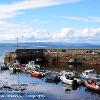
top-left (4, 48), bottom-right (100, 65)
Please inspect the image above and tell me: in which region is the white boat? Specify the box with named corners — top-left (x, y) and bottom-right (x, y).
top-left (26, 61), bottom-right (40, 70)
top-left (8, 63), bottom-right (14, 71)
top-left (60, 70), bottom-right (75, 76)
top-left (68, 58), bottom-right (82, 65)
top-left (68, 59), bottom-right (74, 64)
top-left (9, 66), bottom-right (14, 72)
top-left (14, 60), bottom-right (20, 66)
top-left (0, 61), bottom-right (8, 70)
top-left (80, 69), bottom-right (97, 79)
top-left (60, 72), bottom-right (80, 85)
top-left (8, 61), bottom-right (21, 73)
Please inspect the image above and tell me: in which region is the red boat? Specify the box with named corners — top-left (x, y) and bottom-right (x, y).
top-left (85, 79), bottom-right (100, 91)
top-left (31, 71), bottom-right (43, 78)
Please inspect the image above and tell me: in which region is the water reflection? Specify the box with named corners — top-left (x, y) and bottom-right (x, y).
top-left (44, 78), bottom-right (60, 84)
top-left (61, 82), bottom-right (80, 92)
top-left (85, 88), bottom-right (100, 97)
top-left (69, 65), bottom-right (74, 68)
top-left (44, 63), bottom-right (100, 75)
top-left (0, 63), bottom-right (100, 100)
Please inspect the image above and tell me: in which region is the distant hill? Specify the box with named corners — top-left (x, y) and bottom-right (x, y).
top-left (0, 42), bottom-right (100, 49)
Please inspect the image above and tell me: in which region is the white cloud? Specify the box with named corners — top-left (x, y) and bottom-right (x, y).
top-left (32, 19), bottom-right (51, 24)
top-left (0, 0), bottom-right (99, 43)
top-left (0, 27), bottom-right (100, 43)
top-left (0, 0), bottom-right (82, 43)
top-left (54, 16), bottom-right (100, 22)
top-left (0, 0), bottom-right (81, 20)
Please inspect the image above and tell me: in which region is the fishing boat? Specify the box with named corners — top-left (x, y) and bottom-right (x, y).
top-left (44, 70), bottom-right (61, 83)
top-left (45, 74), bottom-right (60, 84)
top-left (60, 72), bottom-right (80, 85)
top-left (9, 65), bottom-right (21, 74)
top-left (68, 58), bottom-right (82, 65)
top-left (60, 70), bottom-right (75, 76)
top-left (30, 71), bottom-right (43, 78)
top-left (9, 64), bottom-right (15, 73)
top-left (0, 62), bottom-right (8, 70)
top-left (68, 59), bottom-right (74, 65)
top-left (9, 60), bottom-right (21, 73)
top-left (26, 61), bottom-right (40, 70)
top-left (80, 69), bottom-right (97, 80)
top-left (85, 79), bottom-right (100, 91)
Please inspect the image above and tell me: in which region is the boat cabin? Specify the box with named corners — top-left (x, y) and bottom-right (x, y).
top-left (82, 69), bottom-right (97, 79)
top-left (65, 75), bottom-right (74, 80)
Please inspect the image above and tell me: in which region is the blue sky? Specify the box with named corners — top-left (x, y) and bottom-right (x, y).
top-left (0, 0), bottom-right (100, 43)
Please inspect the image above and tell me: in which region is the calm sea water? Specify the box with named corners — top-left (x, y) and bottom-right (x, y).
top-left (0, 70), bottom-right (100, 100)
top-left (0, 43), bottom-right (100, 100)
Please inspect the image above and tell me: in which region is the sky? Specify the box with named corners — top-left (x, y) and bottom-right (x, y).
top-left (0, 0), bottom-right (100, 43)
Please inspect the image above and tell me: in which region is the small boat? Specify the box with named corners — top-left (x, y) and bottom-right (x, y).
top-left (60, 72), bottom-right (80, 85)
top-left (9, 66), bottom-right (20, 73)
top-left (60, 70), bottom-right (74, 75)
top-left (14, 60), bottom-right (21, 69)
top-left (45, 75), bottom-right (60, 84)
top-left (31, 71), bottom-right (43, 78)
top-left (68, 58), bottom-right (82, 65)
top-left (68, 59), bottom-right (74, 65)
top-left (0, 62), bottom-right (9, 70)
top-left (9, 60), bottom-right (21, 73)
top-left (44, 70), bottom-right (60, 84)
top-left (9, 66), bottom-right (13, 72)
top-left (26, 61), bottom-right (40, 70)
top-left (85, 79), bottom-right (100, 91)
top-left (80, 69), bottom-right (98, 80)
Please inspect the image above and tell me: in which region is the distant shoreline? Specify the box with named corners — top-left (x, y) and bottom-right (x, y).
top-left (0, 42), bottom-right (100, 49)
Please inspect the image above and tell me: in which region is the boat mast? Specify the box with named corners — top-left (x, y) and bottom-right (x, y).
top-left (17, 37), bottom-right (20, 86)
top-left (17, 37), bottom-right (18, 49)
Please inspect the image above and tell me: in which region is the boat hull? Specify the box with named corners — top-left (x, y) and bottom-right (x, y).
top-left (85, 81), bottom-right (100, 91)
top-left (31, 72), bottom-right (43, 78)
top-left (45, 76), bottom-right (60, 83)
top-left (60, 75), bottom-right (78, 85)
top-left (68, 62), bottom-right (81, 65)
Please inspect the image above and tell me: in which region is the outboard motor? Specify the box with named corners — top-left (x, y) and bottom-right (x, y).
top-left (72, 80), bottom-right (78, 86)
top-left (13, 68), bottom-right (17, 74)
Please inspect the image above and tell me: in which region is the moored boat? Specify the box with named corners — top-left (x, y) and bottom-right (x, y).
top-left (60, 70), bottom-right (75, 76)
top-left (85, 79), bottom-right (100, 91)
top-left (0, 62), bottom-right (9, 70)
top-left (30, 71), bottom-right (43, 78)
top-left (80, 69), bottom-right (99, 81)
top-left (60, 72), bottom-right (80, 85)
top-left (68, 59), bottom-right (74, 65)
top-left (45, 75), bottom-right (60, 84)
top-left (68, 58), bottom-right (82, 65)
top-left (26, 61), bottom-right (40, 69)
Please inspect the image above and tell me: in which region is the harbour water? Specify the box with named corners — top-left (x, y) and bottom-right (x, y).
top-left (0, 43), bottom-right (100, 100)
top-left (0, 70), bottom-right (100, 100)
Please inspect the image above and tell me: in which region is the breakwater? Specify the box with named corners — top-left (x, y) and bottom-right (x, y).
top-left (4, 48), bottom-right (100, 66)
